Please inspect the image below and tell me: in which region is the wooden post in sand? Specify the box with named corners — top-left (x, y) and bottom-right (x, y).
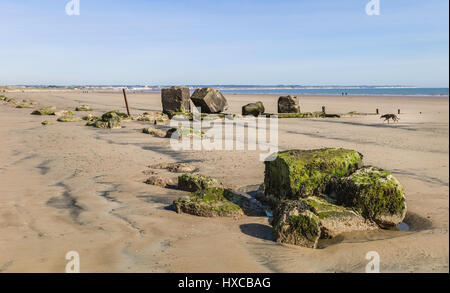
top-left (398, 109), bottom-right (401, 115)
top-left (122, 88), bottom-right (131, 116)
top-left (322, 106), bottom-right (326, 114)
top-left (376, 108), bottom-right (379, 114)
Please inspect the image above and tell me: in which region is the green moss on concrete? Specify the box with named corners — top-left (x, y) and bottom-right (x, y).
top-left (288, 214), bottom-right (321, 243)
top-left (302, 196), bottom-right (378, 238)
top-left (31, 106), bottom-right (56, 115)
top-left (331, 166), bottom-right (407, 228)
top-left (178, 173), bottom-right (222, 192)
top-left (86, 111), bottom-right (124, 129)
top-left (173, 188), bottom-right (243, 217)
top-left (242, 101), bottom-right (265, 116)
top-left (303, 196), bottom-right (353, 219)
top-left (271, 200), bottom-right (320, 248)
top-left (264, 148), bottom-right (363, 200)
top-left (102, 110), bottom-right (130, 121)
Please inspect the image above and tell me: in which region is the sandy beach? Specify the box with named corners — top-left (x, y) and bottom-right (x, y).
top-left (0, 90), bottom-right (448, 273)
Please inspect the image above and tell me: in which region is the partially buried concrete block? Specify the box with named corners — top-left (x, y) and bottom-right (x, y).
top-left (271, 200), bottom-right (321, 248)
top-left (161, 86), bottom-right (191, 114)
top-left (190, 88), bottom-right (228, 114)
top-left (278, 95), bottom-right (300, 113)
top-left (242, 101), bottom-right (265, 116)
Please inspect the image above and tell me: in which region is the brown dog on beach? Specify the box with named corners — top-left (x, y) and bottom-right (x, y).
top-left (380, 114), bottom-right (400, 123)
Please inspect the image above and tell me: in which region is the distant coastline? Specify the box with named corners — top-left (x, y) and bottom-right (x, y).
top-left (2, 85), bottom-right (448, 97)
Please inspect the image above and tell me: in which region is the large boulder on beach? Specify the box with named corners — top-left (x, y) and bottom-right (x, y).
top-left (278, 95), bottom-right (300, 113)
top-left (174, 188), bottom-right (244, 217)
top-left (178, 173), bottom-right (222, 192)
top-left (272, 200), bottom-right (321, 248)
top-left (329, 166), bottom-right (407, 228)
top-left (242, 101), bottom-right (265, 116)
top-left (190, 88), bottom-right (228, 113)
top-left (161, 86), bottom-right (191, 114)
top-left (264, 148), bottom-right (363, 200)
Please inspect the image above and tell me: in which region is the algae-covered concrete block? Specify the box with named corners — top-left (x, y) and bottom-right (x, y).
top-left (277, 95), bottom-right (300, 113)
top-left (303, 196), bottom-right (377, 238)
top-left (190, 88), bottom-right (228, 113)
top-left (330, 166), bottom-right (407, 228)
top-left (85, 111), bottom-right (124, 129)
top-left (264, 148), bottom-right (363, 200)
top-left (102, 110), bottom-right (129, 121)
top-left (271, 200), bottom-right (321, 248)
top-left (161, 86), bottom-right (191, 114)
top-left (242, 101), bottom-right (265, 116)
top-left (31, 106), bottom-right (56, 115)
top-left (178, 173), bottom-right (222, 192)
top-left (173, 188), bottom-right (244, 217)
top-left (271, 197), bottom-right (377, 248)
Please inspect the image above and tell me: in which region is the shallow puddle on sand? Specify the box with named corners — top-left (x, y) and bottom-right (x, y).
top-left (317, 228), bottom-right (413, 249)
top-left (396, 221), bottom-right (410, 231)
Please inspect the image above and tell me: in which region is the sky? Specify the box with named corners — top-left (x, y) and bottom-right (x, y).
top-left (0, 0), bottom-right (448, 87)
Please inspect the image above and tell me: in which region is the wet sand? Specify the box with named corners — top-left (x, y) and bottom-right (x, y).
top-left (0, 90), bottom-right (448, 272)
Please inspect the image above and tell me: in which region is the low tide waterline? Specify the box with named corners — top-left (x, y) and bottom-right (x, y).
top-left (135, 87), bottom-right (449, 97)
top-left (218, 88), bottom-right (449, 96)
